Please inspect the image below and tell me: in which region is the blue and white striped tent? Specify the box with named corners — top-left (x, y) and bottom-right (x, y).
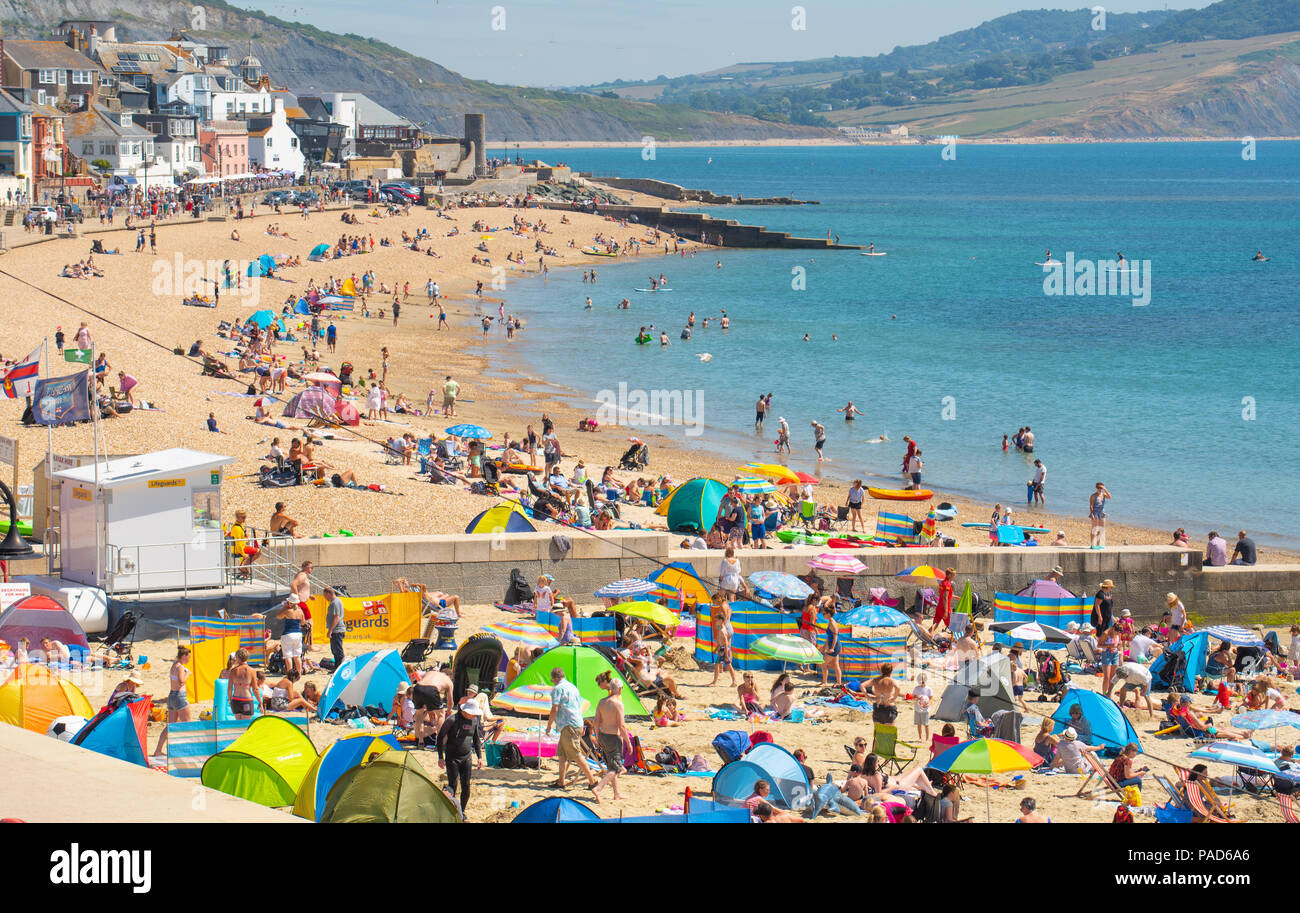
top-left (318, 649), bottom-right (407, 720)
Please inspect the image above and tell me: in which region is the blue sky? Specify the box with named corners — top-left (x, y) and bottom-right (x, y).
top-left (231, 0), bottom-right (1212, 86)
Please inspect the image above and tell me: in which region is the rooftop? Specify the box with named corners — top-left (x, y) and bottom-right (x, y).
top-left (3, 40), bottom-right (102, 73)
top-left (53, 447), bottom-right (232, 488)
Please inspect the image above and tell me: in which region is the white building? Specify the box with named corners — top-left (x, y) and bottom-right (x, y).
top-left (66, 105), bottom-right (159, 179)
top-left (244, 97), bottom-right (304, 175)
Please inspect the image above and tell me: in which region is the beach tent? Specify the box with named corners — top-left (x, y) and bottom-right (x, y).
top-left (465, 501), bottom-right (536, 534)
top-left (513, 796), bottom-right (602, 823)
top-left (648, 561), bottom-right (712, 607)
top-left (246, 253), bottom-right (276, 277)
top-left (934, 654), bottom-right (1015, 722)
top-left (0, 595), bottom-right (90, 659)
top-left (308, 243), bottom-right (331, 261)
top-left (509, 645), bottom-right (647, 717)
top-left (712, 743), bottom-right (811, 810)
top-left (245, 309), bottom-right (276, 329)
top-left (1016, 579), bottom-right (1077, 599)
top-left (1149, 630), bottom-right (1209, 693)
top-left (71, 694), bottom-right (151, 766)
top-left (0, 665), bottom-right (95, 733)
top-left (293, 299), bottom-right (312, 315)
top-left (292, 732), bottom-right (399, 821)
top-left (320, 751), bottom-right (460, 823)
top-left (318, 648), bottom-right (407, 720)
top-left (992, 592), bottom-right (1090, 647)
top-left (282, 387), bottom-right (337, 419)
top-left (201, 716), bottom-right (317, 807)
top-left (663, 478), bottom-right (727, 533)
top-left (1051, 689), bottom-right (1142, 751)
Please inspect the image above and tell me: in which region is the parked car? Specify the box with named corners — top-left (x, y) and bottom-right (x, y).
top-left (57, 203), bottom-right (84, 223)
top-left (379, 183), bottom-right (419, 202)
top-left (262, 190), bottom-right (292, 205)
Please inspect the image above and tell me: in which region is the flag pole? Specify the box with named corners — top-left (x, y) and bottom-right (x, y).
top-left (92, 342), bottom-right (101, 589)
top-left (44, 337), bottom-right (53, 575)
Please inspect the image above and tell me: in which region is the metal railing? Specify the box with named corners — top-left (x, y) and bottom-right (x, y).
top-left (103, 527), bottom-right (296, 600)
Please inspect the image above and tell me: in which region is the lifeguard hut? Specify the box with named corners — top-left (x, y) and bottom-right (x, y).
top-left (52, 448), bottom-right (233, 593)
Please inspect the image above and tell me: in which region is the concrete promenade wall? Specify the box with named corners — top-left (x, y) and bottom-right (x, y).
top-left (289, 535), bottom-right (1300, 625)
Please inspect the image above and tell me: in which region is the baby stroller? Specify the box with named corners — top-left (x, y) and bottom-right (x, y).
top-left (1035, 651), bottom-right (1070, 701)
top-left (619, 442), bottom-right (649, 470)
top-left (338, 361), bottom-right (355, 386)
top-left (97, 610), bottom-right (138, 668)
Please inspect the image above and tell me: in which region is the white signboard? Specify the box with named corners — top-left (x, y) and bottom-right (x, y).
top-left (0, 435), bottom-right (14, 467)
top-left (51, 454), bottom-right (78, 473)
top-left (0, 582), bottom-right (31, 609)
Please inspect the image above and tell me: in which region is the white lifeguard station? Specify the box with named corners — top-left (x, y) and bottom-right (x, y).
top-left (53, 448), bottom-right (233, 593)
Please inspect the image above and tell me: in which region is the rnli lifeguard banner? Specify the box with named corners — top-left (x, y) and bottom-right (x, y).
top-left (306, 592), bottom-right (421, 643)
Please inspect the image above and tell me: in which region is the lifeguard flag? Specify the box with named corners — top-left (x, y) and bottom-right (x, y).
top-left (64, 349), bottom-right (93, 364)
top-left (1, 346), bottom-right (41, 398)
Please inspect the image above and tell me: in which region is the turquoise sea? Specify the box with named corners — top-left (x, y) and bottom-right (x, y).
top-left (486, 142), bottom-right (1300, 547)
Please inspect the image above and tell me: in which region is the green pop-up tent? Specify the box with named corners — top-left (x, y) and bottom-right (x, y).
top-left (663, 478), bottom-right (727, 534)
top-left (321, 751), bottom-right (460, 823)
top-left (508, 645), bottom-right (648, 717)
top-left (201, 716), bottom-right (317, 807)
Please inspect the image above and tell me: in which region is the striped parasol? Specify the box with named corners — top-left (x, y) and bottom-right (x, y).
top-left (895, 565), bottom-right (946, 583)
top-left (927, 738), bottom-right (1044, 821)
top-left (594, 578), bottom-right (657, 598)
top-left (494, 683), bottom-right (589, 717)
top-left (807, 553), bottom-right (867, 574)
top-left (739, 463), bottom-right (799, 484)
top-left (731, 477), bottom-right (777, 495)
top-left (752, 634), bottom-right (823, 665)
top-left (749, 570), bottom-right (814, 601)
top-left (483, 619), bottom-right (558, 649)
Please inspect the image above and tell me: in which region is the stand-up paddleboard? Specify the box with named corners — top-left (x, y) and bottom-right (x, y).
top-left (861, 252), bottom-right (888, 256)
top-left (1252, 257), bottom-right (1270, 262)
top-left (635, 288), bottom-right (673, 292)
top-left (1035, 260), bottom-right (1063, 266)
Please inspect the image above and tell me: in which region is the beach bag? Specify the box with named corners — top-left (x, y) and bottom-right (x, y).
top-left (551, 534), bottom-right (572, 555)
top-left (655, 747), bottom-right (688, 773)
top-left (266, 648), bottom-right (285, 675)
top-left (497, 741), bottom-right (526, 769)
top-left (1123, 785), bottom-right (1142, 807)
top-left (689, 753), bottom-right (710, 772)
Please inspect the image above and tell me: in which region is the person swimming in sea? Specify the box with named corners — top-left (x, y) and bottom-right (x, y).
top-left (1253, 250), bottom-right (1268, 261)
top-left (720, 315), bottom-right (729, 330)
top-left (585, 296), bottom-right (593, 310)
top-left (802, 333), bottom-right (810, 342)
top-left (837, 401), bottom-right (863, 422)
top-left (688, 311), bottom-right (696, 327)
top-left (660, 331), bottom-right (670, 347)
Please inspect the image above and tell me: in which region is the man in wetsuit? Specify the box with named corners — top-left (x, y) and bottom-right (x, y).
top-left (436, 698), bottom-right (483, 819)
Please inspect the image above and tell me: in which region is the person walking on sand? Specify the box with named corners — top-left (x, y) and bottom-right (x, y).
top-left (591, 678), bottom-right (631, 803)
top-left (820, 603), bottom-right (843, 687)
top-left (931, 567), bottom-right (955, 633)
top-left (846, 479), bottom-right (866, 532)
top-left (811, 420), bottom-right (826, 462)
top-left (1089, 482), bottom-right (1112, 548)
top-left (442, 375), bottom-right (459, 417)
top-left (546, 668), bottom-right (597, 790)
top-left (436, 696), bottom-right (483, 820)
top-left (710, 595), bottom-right (738, 687)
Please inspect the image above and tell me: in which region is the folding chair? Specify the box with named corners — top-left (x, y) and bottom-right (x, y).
top-left (1153, 773), bottom-right (1189, 811)
top-left (1279, 792), bottom-right (1300, 823)
top-left (871, 722), bottom-right (918, 777)
top-left (1076, 750), bottom-right (1127, 800)
top-left (1175, 766), bottom-right (1237, 823)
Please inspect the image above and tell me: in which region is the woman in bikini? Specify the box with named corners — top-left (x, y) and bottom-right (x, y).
top-left (820, 604), bottom-right (843, 687)
top-left (152, 647), bottom-right (193, 754)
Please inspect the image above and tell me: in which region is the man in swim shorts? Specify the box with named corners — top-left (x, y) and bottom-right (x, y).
top-left (412, 664), bottom-right (454, 747)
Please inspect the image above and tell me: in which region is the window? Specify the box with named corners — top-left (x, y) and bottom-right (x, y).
top-left (82, 142), bottom-right (94, 155)
top-left (38, 69), bottom-right (57, 84)
top-left (100, 142), bottom-right (113, 156)
top-left (58, 70), bottom-right (68, 86)
top-left (119, 142), bottom-right (130, 156)
top-left (36, 90), bottom-right (46, 105)
top-left (266, 137), bottom-right (272, 148)
top-left (72, 70), bottom-right (93, 85)
top-left (69, 94), bottom-right (84, 107)
top-left (290, 137), bottom-right (298, 148)
top-left (101, 75), bottom-right (114, 87)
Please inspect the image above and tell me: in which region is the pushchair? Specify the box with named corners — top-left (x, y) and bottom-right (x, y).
top-left (97, 610), bottom-right (138, 668)
top-left (618, 442), bottom-right (649, 470)
top-left (1035, 652), bottom-right (1070, 701)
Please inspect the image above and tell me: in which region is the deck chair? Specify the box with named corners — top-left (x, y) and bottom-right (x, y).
top-left (1153, 773), bottom-right (1189, 811)
top-left (1076, 750), bottom-right (1126, 800)
top-left (1176, 766), bottom-right (1237, 822)
top-left (1279, 792), bottom-right (1300, 823)
top-left (871, 723), bottom-right (918, 777)
top-left (929, 734), bottom-right (961, 760)
top-left (627, 735), bottom-right (663, 775)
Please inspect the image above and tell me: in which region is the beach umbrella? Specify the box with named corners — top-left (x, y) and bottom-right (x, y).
top-left (732, 477), bottom-right (777, 495)
top-left (895, 565), bottom-right (946, 583)
top-left (444, 423), bottom-right (492, 439)
top-left (807, 553), bottom-right (866, 575)
top-left (752, 634), bottom-right (823, 666)
top-left (793, 472), bottom-right (820, 485)
top-left (1204, 625), bottom-right (1265, 647)
top-left (495, 682), bottom-right (591, 771)
top-left (594, 578), bottom-right (657, 599)
top-left (840, 604), bottom-right (909, 629)
top-left (749, 571), bottom-right (813, 601)
top-left (926, 738), bottom-right (1042, 821)
top-left (483, 619), bottom-right (558, 649)
top-left (739, 463), bottom-right (799, 484)
top-left (301, 372), bottom-right (341, 385)
top-left (607, 600), bottom-right (678, 628)
top-left (1229, 709), bottom-right (1300, 748)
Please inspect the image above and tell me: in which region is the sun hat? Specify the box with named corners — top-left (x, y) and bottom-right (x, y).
top-left (1100, 579), bottom-right (1115, 588)
top-left (1080, 623), bottom-right (1095, 633)
top-left (396, 681), bottom-right (410, 694)
top-left (458, 701), bottom-right (481, 715)
top-left (1063, 727), bottom-right (1078, 741)
top-left (1066, 621), bottom-right (1079, 632)
top-left (1051, 565), bottom-right (1064, 575)
top-left (1165, 593), bottom-right (1179, 605)
top-left (125, 672), bottom-right (144, 685)
top-left (1121, 609), bottom-right (1132, 618)
top-left (1179, 694), bottom-right (1193, 704)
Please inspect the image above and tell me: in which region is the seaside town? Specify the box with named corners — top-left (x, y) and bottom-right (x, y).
top-left (0, 4), bottom-right (1295, 867)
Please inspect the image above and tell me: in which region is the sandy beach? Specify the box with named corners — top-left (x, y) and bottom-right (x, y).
top-left (115, 606), bottom-right (1296, 823)
top-left (0, 195), bottom-right (1288, 562)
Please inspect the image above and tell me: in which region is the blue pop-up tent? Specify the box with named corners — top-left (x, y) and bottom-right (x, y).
top-left (247, 253), bottom-right (276, 276)
top-left (1149, 630), bottom-right (1209, 693)
top-left (308, 243), bottom-right (331, 261)
top-left (712, 742), bottom-right (810, 810)
top-left (246, 309), bottom-right (276, 329)
top-left (1051, 688), bottom-right (1142, 751)
top-left (293, 298), bottom-right (312, 315)
top-left (72, 694), bottom-right (150, 766)
top-left (513, 797), bottom-right (601, 823)
top-left (318, 649), bottom-right (407, 720)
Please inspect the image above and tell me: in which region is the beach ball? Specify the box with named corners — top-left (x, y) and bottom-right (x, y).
top-left (47, 715), bottom-right (88, 742)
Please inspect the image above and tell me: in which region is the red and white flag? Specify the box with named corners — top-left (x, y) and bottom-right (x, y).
top-left (1, 346), bottom-right (41, 398)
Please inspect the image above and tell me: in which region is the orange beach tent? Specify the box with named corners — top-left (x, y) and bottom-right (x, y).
top-left (0, 665), bottom-right (95, 733)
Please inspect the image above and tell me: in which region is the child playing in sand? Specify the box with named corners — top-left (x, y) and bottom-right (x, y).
top-left (913, 673), bottom-right (932, 742)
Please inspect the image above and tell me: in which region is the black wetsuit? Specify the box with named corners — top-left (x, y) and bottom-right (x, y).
top-left (436, 710), bottom-right (483, 814)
